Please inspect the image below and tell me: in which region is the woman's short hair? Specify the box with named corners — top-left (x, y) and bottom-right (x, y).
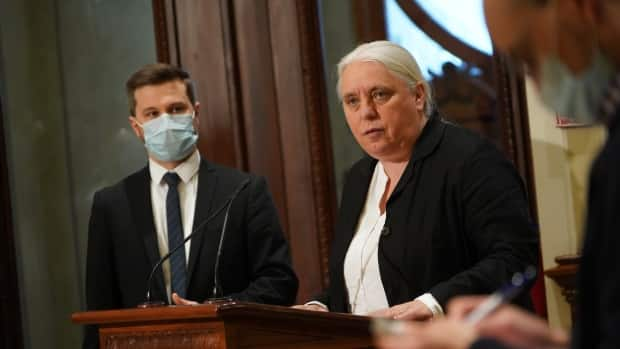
top-left (337, 40), bottom-right (434, 116)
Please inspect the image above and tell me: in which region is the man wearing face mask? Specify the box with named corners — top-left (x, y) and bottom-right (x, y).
top-left (374, 0), bottom-right (620, 349)
top-left (83, 63), bottom-right (298, 349)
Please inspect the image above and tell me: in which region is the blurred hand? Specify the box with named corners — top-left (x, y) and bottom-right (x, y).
top-left (448, 296), bottom-right (570, 349)
top-left (172, 293), bottom-right (199, 305)
top-left (291, 304), bottom-right (329, 312)
top-left (447, 295), bottom-right (495, 320)
top-left (374, 318), bottom-right (476, 349)
top-left (369, 300), bottom-right (433, 321)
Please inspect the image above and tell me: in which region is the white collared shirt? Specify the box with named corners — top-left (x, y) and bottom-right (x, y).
top-left (343, 162), bottom-right (444, 316)
top-left (344, 162), bottom-right (390, 314)
top-left (149, 150), bottom-right (200, 298)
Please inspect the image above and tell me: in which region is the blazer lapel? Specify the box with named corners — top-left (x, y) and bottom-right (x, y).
top-left (329, 158), bottom-right (375, 311)
top-left (187, 160), bottom-right (217, 285)
top-left (336, 158), bottom-right (376, 264)
top-left (389, 115), bottom-right (445, 203)
top-left (379, 116), bottom-right (446, 300)
top-left (125, 166), bottom-right (167, 302)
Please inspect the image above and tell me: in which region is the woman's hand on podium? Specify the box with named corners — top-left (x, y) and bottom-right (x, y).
top-left (172, 293), bottom-right (199, 306)
top-left (291, 303), bottom-right (329, 312)
top-left (369, 300), bottom-right (433, 321)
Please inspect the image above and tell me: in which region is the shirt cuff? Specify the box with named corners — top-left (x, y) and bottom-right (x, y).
top-left (304, 300), bottom-right (329, 310)
top-left (415, 293), bottom-right (444, 317)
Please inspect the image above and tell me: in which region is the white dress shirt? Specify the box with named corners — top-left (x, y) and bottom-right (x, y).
top-left (342, 162), bottom-right (444, 316)
top-left (344, 162), bottom-right (389, 314)
top-left (149, 150), bottom-right (200, 299)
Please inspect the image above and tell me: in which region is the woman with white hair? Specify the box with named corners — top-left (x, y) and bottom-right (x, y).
top-left (296, 41), bottom-right (539, 320)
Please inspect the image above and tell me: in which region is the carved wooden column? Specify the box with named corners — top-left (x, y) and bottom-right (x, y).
top-left (151, 0), bottom-right (338, 302)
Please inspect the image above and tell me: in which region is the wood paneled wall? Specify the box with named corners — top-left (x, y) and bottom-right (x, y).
top-left (152, 0), bottom-right (338, 302)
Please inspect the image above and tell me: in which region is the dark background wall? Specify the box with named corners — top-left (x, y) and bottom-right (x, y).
top-left (0, 0), bottom-right (156, 347)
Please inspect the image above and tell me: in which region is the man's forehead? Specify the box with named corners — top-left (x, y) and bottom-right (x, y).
top-left (134, 81), bottom-right (189, 105)
top-left (136, 80), bottom-right (186, 95)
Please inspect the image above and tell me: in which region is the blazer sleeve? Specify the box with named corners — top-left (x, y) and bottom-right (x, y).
top-left (572, 149), bottom-right (620, 349)
top-left (593, 179), bottom-right (620, 349)
top-left (429, 142), bottom-right (539, 307)
top-left (470, 338), bottom-right (514, 349)
top-left (226, 176), bottom-right (299, 305)
top-left (83, 190), bottom-right (122, 349)
top-left (311, 290), bottom-right (330, 307)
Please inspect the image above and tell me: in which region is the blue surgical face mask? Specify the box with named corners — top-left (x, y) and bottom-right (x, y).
top-left (138, 113), bottom-right (198, 162)
top-left (539, 50), bottom-right (614, 124)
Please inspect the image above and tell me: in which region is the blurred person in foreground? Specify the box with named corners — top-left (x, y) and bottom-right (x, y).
top-left (294, 40), bottom-right (539, 321)
top-left (375, 0), bottom-right (620, 348)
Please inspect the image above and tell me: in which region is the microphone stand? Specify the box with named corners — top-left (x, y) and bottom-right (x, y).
top-left (138, 179), bottom-right (250, 308)
top-left (207, 198), bottom-right (234, 302)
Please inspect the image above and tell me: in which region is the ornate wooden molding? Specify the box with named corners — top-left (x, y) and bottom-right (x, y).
top-left (295, 0), bottom-right (338, 289)
top-left (152, 0), bottom-right (179, 65)
top-left (105, 329), bottom-right (221, 348)
top-left (352, 0), bottom-right (387, 43)
top-left (544, 254), bottom-right (580, 321)
top-left (394, 0), bottom-right (490, 68)
top-left (491, 53), bottom-right (539, 219)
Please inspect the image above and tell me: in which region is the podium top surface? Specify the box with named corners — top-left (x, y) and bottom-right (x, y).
top-left (72, 301), bottom-right (371, 328)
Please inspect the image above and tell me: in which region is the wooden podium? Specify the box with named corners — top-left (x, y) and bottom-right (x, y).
top-left (72, 302), bottom-right (373, 348)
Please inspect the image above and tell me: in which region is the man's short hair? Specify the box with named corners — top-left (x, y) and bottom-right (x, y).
top-left (126, 63), bottom-right (196, 116)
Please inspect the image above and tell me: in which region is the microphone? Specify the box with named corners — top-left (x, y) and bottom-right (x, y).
top-left (138, 178), bottom-right (251, 308)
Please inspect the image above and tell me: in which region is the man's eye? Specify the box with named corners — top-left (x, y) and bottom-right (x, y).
top-left (146, 111), bottom-right (159, 118)
top-left (170, 105), bottom-right (188, 114)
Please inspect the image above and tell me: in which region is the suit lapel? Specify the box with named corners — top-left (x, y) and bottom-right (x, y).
top-left (125, 166), bottom-right (167, 302)
top-left (379, 116), bottom-right (446, 298)
top-left (336, 158), bottom-right (376, 264)
top-left (389, 115), bottom-right (445, 203)
top-left (187, 160), bottom-right (217, 285)
top-left (330, 158), bottom-right (375, 310)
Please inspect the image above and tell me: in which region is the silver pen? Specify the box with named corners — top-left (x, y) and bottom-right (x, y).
top-left (465, 266), bottom-right (537, 325)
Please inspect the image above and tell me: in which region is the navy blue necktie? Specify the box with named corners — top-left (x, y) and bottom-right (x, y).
top-left (163, 172), bottom-right (187, 299)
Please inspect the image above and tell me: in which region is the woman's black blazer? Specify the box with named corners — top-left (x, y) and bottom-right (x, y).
top-left (317, 115), bottom-right (538, 312)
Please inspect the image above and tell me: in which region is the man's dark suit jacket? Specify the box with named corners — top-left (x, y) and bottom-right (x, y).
top-left (83, 159), bottom-right (298, 348)
top-left (572, 105), bottom-right (620, 349)
top-left (317, 115), bottom-right (539, 312)
top-left (468, 89), bottom-right (620, 349)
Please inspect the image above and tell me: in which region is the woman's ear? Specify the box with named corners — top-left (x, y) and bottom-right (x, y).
top-left (413, 83), bottom-right (426, 112)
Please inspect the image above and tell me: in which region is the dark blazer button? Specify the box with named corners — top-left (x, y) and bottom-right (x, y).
top-left (381, 226), bottom-right (391, 237)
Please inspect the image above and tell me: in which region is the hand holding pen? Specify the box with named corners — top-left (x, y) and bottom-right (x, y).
top-left (463, 265), bottom-right (537, 324)
top-left (372, 266), bottom-right (569, 349)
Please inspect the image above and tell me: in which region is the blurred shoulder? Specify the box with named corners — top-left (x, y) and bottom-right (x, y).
top-left (438, 118), bottom-right (506, 164)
